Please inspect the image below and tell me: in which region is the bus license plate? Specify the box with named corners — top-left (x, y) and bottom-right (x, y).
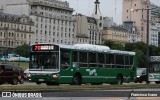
top-left (39, 79), bottom-right (44, 81)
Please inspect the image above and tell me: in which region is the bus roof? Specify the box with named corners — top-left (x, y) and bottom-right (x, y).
top-left (31, 43), bottom-right (135, 55)
top-left (59, 44), bottom-right (135, 55)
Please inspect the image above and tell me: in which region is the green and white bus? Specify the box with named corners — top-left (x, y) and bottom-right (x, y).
top-left (28, 43), bottom-right (137, 85)
top-left (149, 56), bottom-right (160, 84)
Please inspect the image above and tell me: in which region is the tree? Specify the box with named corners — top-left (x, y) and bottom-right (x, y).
top-left (103, 40), bottom-right (124, 50)
top-left (125, 43), bottom-right (136, 51)
top-left (134, 42), bottom-right (147, 55)
top-left (133, 49), bottom-right (147, 68)
top-left (15, 44), bottom-right (30, 57)
top-left (155, 46), bottom-right (160, 56)
top-left (103, 40), bottom-right (115, 48)
top-left (149, 45), bottom-right (157, 56)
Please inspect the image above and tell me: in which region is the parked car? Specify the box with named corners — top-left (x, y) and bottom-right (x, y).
top-left (135, 68), bottom-right (147, 83)
top-left (15, 66), bottom-right (25, 84)
top-left (0, 64), bottom-right (24, 85)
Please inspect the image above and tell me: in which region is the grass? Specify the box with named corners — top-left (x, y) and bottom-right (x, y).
top-left (0, 84), bottom-right (160, 91)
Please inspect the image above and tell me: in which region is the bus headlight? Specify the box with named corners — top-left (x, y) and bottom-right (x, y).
top-left (28, 73), bottom-right (32, 78)
top-left (149, 75), bottom-right (154, 78)
top-left (52, 74), bottom-right (59, 78)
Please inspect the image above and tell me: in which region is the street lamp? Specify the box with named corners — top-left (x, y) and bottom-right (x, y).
top-left (130, 8), bottom-right (151, 84)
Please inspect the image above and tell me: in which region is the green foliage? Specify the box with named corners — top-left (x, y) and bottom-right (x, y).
top-left (103, 40), bottom-right (124, 50)
top-left (134, 42), bottom-right (147, 55)
top-left (149, 45), bottom-right (157, 56)
top-left (15, 44), bottom-right (30, 57)
top-left (125, 43), bottom-right (136, 51)
top-left (103, 40), bottom-right (160, 68)
top-left (156, 47), bottom-right (160, 55)
top-left (133, 49), bottom-right (147, 68)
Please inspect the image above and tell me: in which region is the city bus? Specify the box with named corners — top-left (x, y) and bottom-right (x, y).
top-left (28, 43), bottom-right (137, 85)
top-left (149, 56), bottom-right (160, 84)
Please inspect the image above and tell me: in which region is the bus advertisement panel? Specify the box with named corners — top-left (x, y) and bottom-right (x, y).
top-left (28, 43), bottom-right (137, 85)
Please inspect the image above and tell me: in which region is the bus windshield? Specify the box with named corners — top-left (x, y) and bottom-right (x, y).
top-left (151, 64), bottom-right (160, 73)
top-left (30, 52), bottom-right (59, 70)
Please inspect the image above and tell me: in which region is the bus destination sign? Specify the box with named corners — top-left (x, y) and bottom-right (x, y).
top-left (33, 45), bottom-right (55, 51)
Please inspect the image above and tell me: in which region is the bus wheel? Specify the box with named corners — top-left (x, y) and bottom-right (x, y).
top-left (116, 75), bottom-right (123, 85)
top-left (73, 74), bottom-right (82, 85)
top-left (36, 82), bottom-right (41, 85)
top-left (155, 81), bottom-right (160, 84)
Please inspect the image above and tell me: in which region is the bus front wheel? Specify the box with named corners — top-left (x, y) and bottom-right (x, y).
top-left (72, 74), bottom-right (82, 85)
top-left (116, 75), bottom-right (123, 85)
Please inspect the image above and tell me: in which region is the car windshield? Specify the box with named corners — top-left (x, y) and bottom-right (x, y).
top-left (29, 52), bottom-right (59, 71)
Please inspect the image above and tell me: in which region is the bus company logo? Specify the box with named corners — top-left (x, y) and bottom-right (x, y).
top-left (86, 69), bottom-right (97, 76)
top-left (2, 92), bottom-right (11, 97)
top-left (1, 92), bottom-right (42, 98)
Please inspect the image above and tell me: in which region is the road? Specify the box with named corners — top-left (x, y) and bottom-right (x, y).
top-left (1, 89), bottom-right (160, 100)
top-left (0, 80), bottom-right (156, 86)
top-left (0, 81), bottom-right (160, 100)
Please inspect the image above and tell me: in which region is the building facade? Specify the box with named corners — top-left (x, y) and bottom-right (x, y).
top-left (103, 16), bottom-right (115, 28)
top-left (75, 0), bottom-right (102, 45)
top-left (123, 21), bottom-right (141, 43)
top-left (1, 0), bottom-right (77, 45)
top-left (122, 0), bottom-right (151, 44)
top-left (75, 15), bottom-right (101, 44)
top-left (0, 10), bottom-right (34, 53)
top-left (151, 4), bottom-right (160, 22)
top-left (150, 24), bottom-right (159, 46)
top-left (102, 26), bottom-right (128, 45)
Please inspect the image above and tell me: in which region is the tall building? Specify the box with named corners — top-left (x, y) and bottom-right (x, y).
top-left (75, 14), bottom-right (99, 44)
top-left (123, 21), bottom-right (141, 43)
top-left (122, 0), bottom-right (151, 44)
top-left (103, 16), bottom-right (115, 28)
top-left (1, 0), bottom-right (77, 45)
top-left (0, 9), bottom-right (34, 53)
top-left (91, 0), bottom-right (103, 44)
top-left (102, 26), bottom-right (128, 45)
top-left (150, 23), bottom-right (159, 46)
top-left (75, 0), bottom-right (102, 45)
top-left (151, 4), bottom-right (160, 21)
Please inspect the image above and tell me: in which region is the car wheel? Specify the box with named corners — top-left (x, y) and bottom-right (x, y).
top-left (19, 78), bottom-right (24, 84)
top-left (12, 78), bottom-right (18, 85)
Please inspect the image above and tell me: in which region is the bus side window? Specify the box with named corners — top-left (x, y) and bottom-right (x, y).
top-left (106, 54), bottom-right (114, 68)
top-left (72, 51), bottom-right (78, 68)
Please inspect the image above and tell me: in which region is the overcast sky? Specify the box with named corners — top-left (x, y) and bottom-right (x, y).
top-left (65, 0), bottom-right (160, 25)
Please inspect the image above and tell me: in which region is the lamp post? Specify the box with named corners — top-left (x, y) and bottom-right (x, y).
top-left (130, 8), bottom-right (151, 84)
